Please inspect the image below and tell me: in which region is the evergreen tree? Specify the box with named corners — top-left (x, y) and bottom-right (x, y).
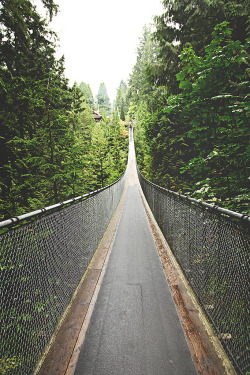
top-left (90, 122), bottom-right (109, 188)
top-left (150, 0), bottom-right (249, 92)
top-left (130, 2), bottom-right (249, 213)
top-left (0, 0), bottom-right (94, 218)
top-left (165, 22), bottom-right (250, 211)
top-left (0, 0), bottom-right (61, 217)
top-left (115, 80), bottom-right (129, 120)
top-left (120, 102), bottom-right (125, 121)
top-left (108, 109), bottom-right (127, 178)
top-left (97, 82), bottom-right (111, 115)
top-left (129, 25), bottom-right (158, 104)
top-left (78, 81), bottom-right (95, 108)
top-left (64, 84), bottom-right (95, 196)
top-left (90, 112), bottom-right (128, 188)
top-left (0, 1), bottom-right (129, 220)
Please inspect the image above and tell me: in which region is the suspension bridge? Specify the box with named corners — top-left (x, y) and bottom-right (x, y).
top-left (1, 130), bottom-right (249, 375)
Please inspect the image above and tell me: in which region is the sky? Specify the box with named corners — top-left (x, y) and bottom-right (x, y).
top-left (42, 0), bottom-right (164, 102)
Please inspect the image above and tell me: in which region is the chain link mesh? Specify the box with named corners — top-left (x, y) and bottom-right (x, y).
top-left (0, 174), bottom-right (126, 375)
top-left (138, 171), bottom-right (249, 375)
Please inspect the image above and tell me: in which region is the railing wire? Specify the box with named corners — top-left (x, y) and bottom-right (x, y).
top-left (138, 169), bottom-right (250, 375)
top-left (0, 173), bottom-right (126, 375)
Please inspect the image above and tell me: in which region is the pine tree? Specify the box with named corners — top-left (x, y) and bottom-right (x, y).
top-left (0, 0), bottom-right (92, 218)
top-left (129, 25), bottom-right (158, 104)
top-left (151, 0), bottom-right (249, 92)
top-left (97, 82), bottom-right (111, 115)
top-left (115, 80), bottom-right (129, 120)
top-left (0, 0), bottom-right (59, 217)
top-left (165, 22), bottom-right (250, 211)
top-left (78, 82), bottom-right (95, 108)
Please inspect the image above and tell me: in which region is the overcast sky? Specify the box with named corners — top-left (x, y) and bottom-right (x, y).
top-left (44, 0), bottom-right (164, 101)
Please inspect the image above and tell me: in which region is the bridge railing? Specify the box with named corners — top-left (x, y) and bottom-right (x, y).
top-left (138, 170), bottom-right (249, 375)
top-left (0, 173), bottom-right (126, 375)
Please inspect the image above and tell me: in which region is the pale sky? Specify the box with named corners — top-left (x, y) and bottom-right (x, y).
top-left (43, 0), bottom-right (164, 101)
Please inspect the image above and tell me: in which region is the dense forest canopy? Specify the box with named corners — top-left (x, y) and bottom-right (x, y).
top-left (0, 0), bottom-right (128, 220)
top-left (129, 0), bottom-right (250, 214)
top-left (0, 0), bottom-right (249, 219)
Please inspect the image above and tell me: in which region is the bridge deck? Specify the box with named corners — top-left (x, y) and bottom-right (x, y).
top-left (74, 185), bottom-right (196, 375)
top-left (73, 135), bottom-right (197, 374)
top-left (37, 132), bottom-right (233, 375)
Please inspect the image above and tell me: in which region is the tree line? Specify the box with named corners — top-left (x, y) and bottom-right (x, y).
top-left (0, 0), bottom-right (128, 220)
top-left (1, 0), bottom-right (249, 218)
top-left (128, 0), bottom-right (249, 214)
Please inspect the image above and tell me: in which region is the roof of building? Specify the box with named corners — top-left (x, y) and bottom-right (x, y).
top-left (93, 110), bottom-right (102, 120)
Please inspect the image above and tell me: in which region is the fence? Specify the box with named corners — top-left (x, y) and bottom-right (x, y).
top-left (138, 170), bottom-right (250, 375)
top-left (0, 173), bottom-right (126, 375)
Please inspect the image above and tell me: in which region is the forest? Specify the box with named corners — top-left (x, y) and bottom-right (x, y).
top-left (0, 0), bottom-right (249, 220)
top-left (128, 0), bottom-right (249, 214)
top-left (0, 0), bottom-right (128, 220)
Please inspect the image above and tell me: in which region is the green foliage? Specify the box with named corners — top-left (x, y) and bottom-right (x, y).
top-left (0, 2), bottom-right (128, 221)
top-left (120, 103), bottom-right (125, 121)
top-left (108, 110), bottom-right (128, 178)
top-left (135, 97), bottom-right (195, 191)
top-left (150, 0), bottom-right (249, 93)
top-left (90, 112), bottom-right (128, 189)
top-left (115, 80), bottom-right (129, 120)
top-left (126, 101), bottom-right (137, 121)
top-left (133, 102), bottom-right (152, 176)
top-left (129, 25), bottom-right (159, 105)
top-left (78, 81), bottom-right (95, 108)
top-left (129, 2), bottom-right (249, 214)
top-left (0, 0), bottom-right (65, 218)
top-left (90, 121), bottom-right (109, 188)
top-left (165, 22), bottom-right (250, 212)
top-left (97, 82), bottom-right (111, 115)
top-left (0, 356), bottom-right (22, 374)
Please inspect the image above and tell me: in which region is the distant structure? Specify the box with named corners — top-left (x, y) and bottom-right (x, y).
top-left (93, 110), bottom-right (102, 122)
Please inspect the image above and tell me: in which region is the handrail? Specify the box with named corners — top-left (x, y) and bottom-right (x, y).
top-left (137, 168), bottom-right (250, 223)
top-left (137, 166), bottom-right (250, 375)
top-left (0, 169), bottom-right (127, 375)
top-left (0, 172), bottom-right (126, 229)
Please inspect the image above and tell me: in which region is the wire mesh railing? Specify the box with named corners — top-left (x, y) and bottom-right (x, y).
top-left (138, 170), bottom-right (250, 375)
top-left (0, 173), bottom-right (126, 375)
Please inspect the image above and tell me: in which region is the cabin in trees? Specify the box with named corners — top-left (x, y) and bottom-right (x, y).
top-left (93, 110), bottom-right (102, 122)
